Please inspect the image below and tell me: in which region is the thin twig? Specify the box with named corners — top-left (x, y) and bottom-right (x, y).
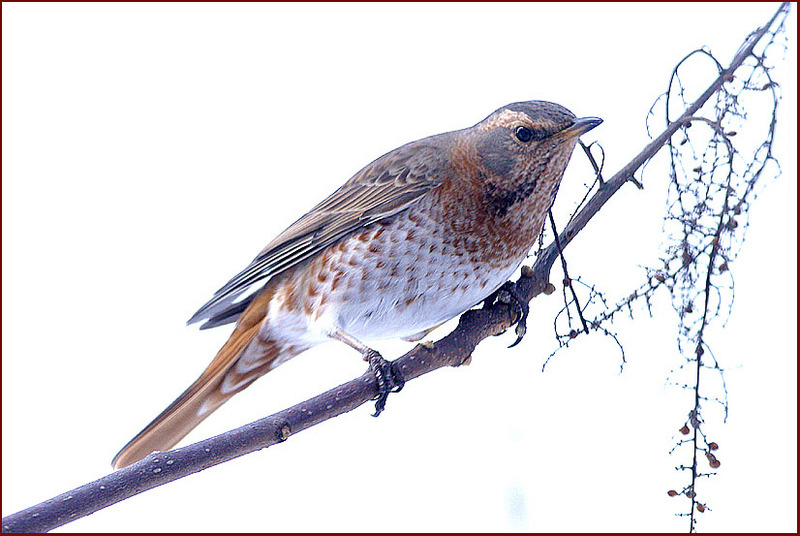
top-left (548, 210), bottom-right (589, 334)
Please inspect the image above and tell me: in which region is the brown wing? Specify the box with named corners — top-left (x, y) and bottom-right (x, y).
top-left (187, 135), bottom-right (451, 329)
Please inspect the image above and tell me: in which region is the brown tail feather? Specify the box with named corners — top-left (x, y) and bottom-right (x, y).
top-left (112, 285), bottom-right (294, 469)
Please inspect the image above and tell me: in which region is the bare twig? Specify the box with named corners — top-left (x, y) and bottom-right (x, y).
top-left (547, 210), bottom-right (589, 334)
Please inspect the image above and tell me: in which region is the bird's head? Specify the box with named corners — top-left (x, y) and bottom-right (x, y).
top-left (467, 100), bottom-right (602, 216)
top-left (473, 100), bottom-right (601, 182)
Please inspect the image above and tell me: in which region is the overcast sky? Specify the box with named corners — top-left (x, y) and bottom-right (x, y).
top-left (2, 2), bottom-right (796, 532)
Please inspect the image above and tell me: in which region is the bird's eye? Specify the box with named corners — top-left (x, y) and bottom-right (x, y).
top-left (515, 126), bottom-right (533, 142)
top-left (514, 125), bottom-right (549, 143)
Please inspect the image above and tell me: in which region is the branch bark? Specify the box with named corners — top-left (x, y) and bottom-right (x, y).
top-left (2, 3), bottom-right (788, 532)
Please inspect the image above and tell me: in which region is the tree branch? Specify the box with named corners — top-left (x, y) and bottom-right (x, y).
top-left (2, 3), bottom-right (789, 532)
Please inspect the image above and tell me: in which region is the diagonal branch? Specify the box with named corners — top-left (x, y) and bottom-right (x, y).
top-left (1, 3), bottom-right (788, 532)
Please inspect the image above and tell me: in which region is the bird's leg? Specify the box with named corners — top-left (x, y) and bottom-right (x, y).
top-left (328, 329), bottom-right (405, 417)
top-left (484, 281), bottom-right (530, 348)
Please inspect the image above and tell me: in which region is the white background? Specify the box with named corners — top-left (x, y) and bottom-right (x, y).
top-left (2, 2), bottom-right (796, 532)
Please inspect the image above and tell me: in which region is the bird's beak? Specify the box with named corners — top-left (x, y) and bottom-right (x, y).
top-left (556, 116), bottom-right (603, 140)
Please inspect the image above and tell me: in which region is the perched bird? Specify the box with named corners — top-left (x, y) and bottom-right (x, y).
top-left (112, 100), bottom-right (601, 469)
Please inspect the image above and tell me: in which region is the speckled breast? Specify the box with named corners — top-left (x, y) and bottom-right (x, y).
top-left (291, 175), bottom-right (552, 343)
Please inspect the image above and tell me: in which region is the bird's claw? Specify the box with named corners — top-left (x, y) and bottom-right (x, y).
top-left (365, 350), bottom-right (405, 417)
top-left (486, 281), bottom-right (530, 348)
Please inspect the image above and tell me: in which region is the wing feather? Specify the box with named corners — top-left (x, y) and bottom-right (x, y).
top-left (187, 137), bottom-right (450, 328)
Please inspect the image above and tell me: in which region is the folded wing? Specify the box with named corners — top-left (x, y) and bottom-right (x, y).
top-left (187, 137), bottom-right (451, 329)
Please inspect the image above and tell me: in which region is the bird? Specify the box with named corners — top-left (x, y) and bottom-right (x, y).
top-left (112, 100), bottom-right (602, 469)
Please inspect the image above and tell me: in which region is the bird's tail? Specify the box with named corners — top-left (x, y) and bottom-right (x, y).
top-left (112, 284), bottom-right (302, 469)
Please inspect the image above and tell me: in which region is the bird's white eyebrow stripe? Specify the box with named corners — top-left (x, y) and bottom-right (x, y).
top-left (485, 109), bottom-right (531, 130)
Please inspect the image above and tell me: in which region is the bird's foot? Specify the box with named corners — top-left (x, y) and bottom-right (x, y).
top-left (486, 281), bottom-right (530, 348)
top-left (365, 350), bottom-right (405, 417)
